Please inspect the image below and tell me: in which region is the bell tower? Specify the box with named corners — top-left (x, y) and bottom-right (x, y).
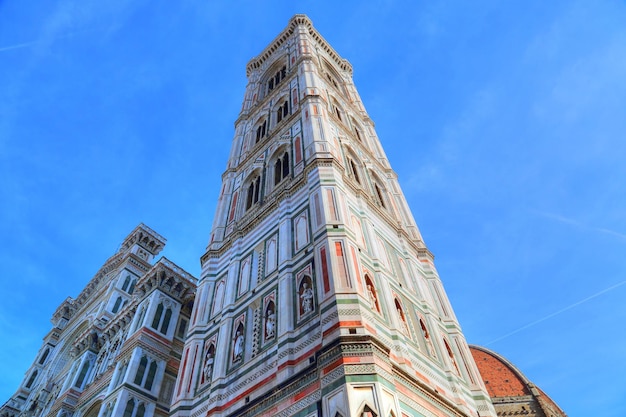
top-left (171, 15), bottom-right (496, 417)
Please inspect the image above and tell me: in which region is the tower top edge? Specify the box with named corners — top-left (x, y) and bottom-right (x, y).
top-left (245, 14), bottom-right (353, 77)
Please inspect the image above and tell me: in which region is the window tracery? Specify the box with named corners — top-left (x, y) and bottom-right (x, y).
top-left (151, 300), bottom-right (173, 335)
top-left (266, 65), bottom-right (287, 95)
top-left (245, 175), bottom-right (261, 210)
top-left (255, 119), bottom-right (267, 143)
top-left (134, 355), bottom-right (158, 391)
top-left (276, 99), bottom-right (289, 124)
top-left (273, 151), bottom-right (290, 185)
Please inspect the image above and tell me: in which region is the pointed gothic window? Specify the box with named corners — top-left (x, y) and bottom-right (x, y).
top-left (25, 370), bottom-right (38, 389)
top-left (374, 183), bottom-right (386, 209)
top-left (121, 275), bottom-right (137, 294)
top-left (151, 302), bottom-right (173, 335)
top-left (145, 361), bottom-right (157, 390)
top-left (266, 65), bottom-right (287, 95)
top-left (39, 347), bottom-right (50, 365)
top-left (444, 338), bottom-right (461, 375)
top-left (349, 158), bottom-right (361, 184)
top-left (394, 298), bottom-right (410, 335)
top-left (122, 275), bottom-right (131, 291)
top-left (112, 296), bottom-right (123, 314)
top-left (246, 175), bottom-right (261, 210)
top-left (276, 99), bottom-right (289, 124)
top-left (361, 405), bottom-right (378, 417)
top-left (274, 151), bottom-right (290, 185)
top-left (255, 119), bottom-right (267, 143)
top-left (134, 356), bottom-right (148, 385)
top-left (134, 355), bottom-right (159, 391)
top-left (74, 359), bottom-right (92, 388)
top-left (123, 399), bottom-right (135, 417)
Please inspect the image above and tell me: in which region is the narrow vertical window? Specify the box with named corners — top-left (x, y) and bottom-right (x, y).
top-left (151, 303), bottom-right (163, 329)
top-left (349, 159), bottom-right (360, 184)
top-left (39, 348), bottom-right (50, 365)
top-left (374, 183), bottom-right (386, 208)
top-left (128, 279), bottom-right (136, 295)
top-left (145, 361), bottom-right (157, 390)
top-left (74, 360), bottom-right (91, 388)
top-left (122, 275), bottom-right (131, 291)
top-left (112, 296), bottom-right (123, 314)
top-left (282, 151), bottom-right (289, 178)
top-left (274, 159), bottom-right (282, 185)
top-left (25, 370), bottom-right (37, 388)
top-left (123, 399), bottom-right (135, 417)
top-left (134, 356), bottom-right (147, 385)
top-left (161, 308), bottom-right (172, 334)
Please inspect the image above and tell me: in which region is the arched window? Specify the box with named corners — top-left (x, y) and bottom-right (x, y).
top-left (134, 356), bottom-right (147, 385)
top-left (25, 370), bottom-right (38, 389)
top-left (348, 158), bottom-right (360, 184)
top-left (444, 338), bottom-right (461, 375)
top-left (122, 398), bottom-right (146, 417)
top-left (419, 317), bottom-right (437, 357)
top-left (134, 355), bottom-right (158, 391)
top-left (332, 100), bottom-right (343, 122)
top-left (133, 305), bottom-right (147, 333)
top-left (266, 65), bottom-right (287, 95)
top-left (245, 175), bottom-right (261, 210)
top-left (274, 151), bottom-right (290, 185)
top-left (112, 296), bottom-right (123, 314)
top-left (123, 399), bottom-right (135, 417)
top-left (122, 275), bottom-right (131, 290)
top-left (255, 119), bottom-right (267, 143)
top-left (276, 99), bottom-right (289, 124)
top-left (322, 59), bottom-right (345, 96)
top-left (350, 118), bottom-right (364, 143)
top-left (39, 348), bottom-right (50, 365)
top-left (151, 302), bottom-right (173, 335)
top-left (360, 405), bottom-right (378, 417)
top-left (121, 275), bottom-right (136, 294)
top-left (394, 298), bottom-right (409, 335)
top-left (373, 181), bottom-right (387, 209)
top-left (74, 359), bottom-right (92, 388)
top-left (145, 361), bottom-right (157, 390)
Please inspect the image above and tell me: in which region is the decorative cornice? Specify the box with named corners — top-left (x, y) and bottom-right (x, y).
top-left (246, 14), bottom-right (352, 77)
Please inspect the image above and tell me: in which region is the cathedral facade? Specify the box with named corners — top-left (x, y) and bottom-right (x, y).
top-left (1, 15), bottom-right (565, 417)
top-left (0, 225), bottom-right (196, 417)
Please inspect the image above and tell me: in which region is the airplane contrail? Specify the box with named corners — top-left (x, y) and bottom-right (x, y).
top-left (485, 279), bottom-right (626, 346)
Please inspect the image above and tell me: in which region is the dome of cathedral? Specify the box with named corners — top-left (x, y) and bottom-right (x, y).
top-left (469, 345), bottom-right (567, 417)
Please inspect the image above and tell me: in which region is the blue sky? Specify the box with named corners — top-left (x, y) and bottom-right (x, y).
top-left (1, 1), bottom-right (625, 415)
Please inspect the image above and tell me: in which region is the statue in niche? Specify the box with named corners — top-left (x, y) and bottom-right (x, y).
top-left (420, 320), bottom-right (436, 357)
top-left (203, 347), bottom-right (214, 383)
top-left (233, 329), bottom-right (244, 362)
top-left (300, 282), bottom-right (314, 314)
top-left (265, 308), bottom-right (276, 339)
top-left (396, 304), bottom-right (410, 334)
top-left (366, 284), bottom-right (378, 311)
